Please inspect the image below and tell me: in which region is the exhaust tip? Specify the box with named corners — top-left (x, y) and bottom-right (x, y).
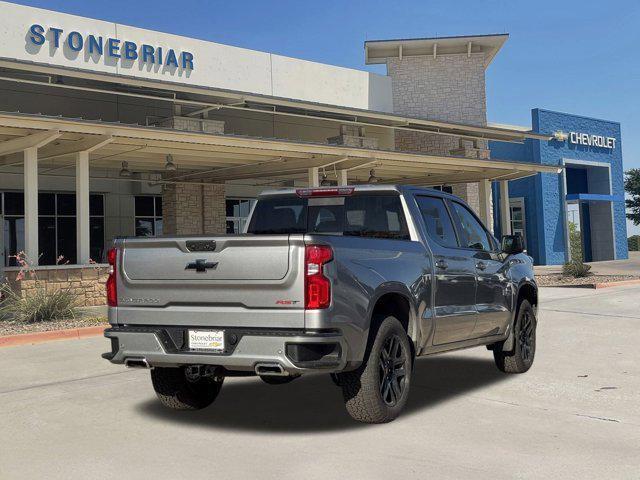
top-left (125, 358), bottom-right (150, 369)
top-left (255, 363), bottom-right (287, 376)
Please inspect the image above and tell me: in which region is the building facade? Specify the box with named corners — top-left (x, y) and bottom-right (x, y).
top-left (491, 109), bottom-right (628, 265)
top-left (0, 1), bottom-right (624, 306)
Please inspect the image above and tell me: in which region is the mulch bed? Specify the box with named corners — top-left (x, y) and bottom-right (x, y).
top-left (0, 317), bottom-right (107, 336)
top-left (536, 274), bottom-right (640, 287)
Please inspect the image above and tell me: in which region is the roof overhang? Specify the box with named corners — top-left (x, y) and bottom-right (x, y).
top-left (0, 58), bottom-right (549, 144)
top-left (365, 34), bottom-right (509, 67)
top-left (0, 111), bottom-right (561, 186)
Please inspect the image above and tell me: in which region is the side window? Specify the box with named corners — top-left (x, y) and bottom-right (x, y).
top-left (415, 196), bottom-right (459, 248)
top-left (450, 202), bottom-right (492, 251)
top-left (344, 195), bottom-right (410, 240)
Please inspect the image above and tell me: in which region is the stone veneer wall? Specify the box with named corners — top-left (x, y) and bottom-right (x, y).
top-left (162, 182), bottom-right (226, 235)
top-left (5, 266), bottom-right (110, 307)
top-left (387, 53), bottom-right (491, 213)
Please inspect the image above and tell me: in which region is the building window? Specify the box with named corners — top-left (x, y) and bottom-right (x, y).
top-left (226, 198), bottom-right (255, 233)
top-left (2, 192), bottom-right (105, 266)
top-left (509, 198), bottom-right (526, 249)
top-left (135, 196), bottom-right (163, 237)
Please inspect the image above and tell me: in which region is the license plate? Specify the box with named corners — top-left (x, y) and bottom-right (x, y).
top-left (188, 330), bottom-right (225, 351)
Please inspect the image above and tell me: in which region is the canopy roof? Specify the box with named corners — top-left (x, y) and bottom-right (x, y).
top-left (0, 111), bottom-right (560, 186)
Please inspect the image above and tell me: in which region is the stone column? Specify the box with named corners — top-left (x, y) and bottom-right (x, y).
top-left (163, 181), bottom-right (226, 235)
top-left (203, 183), bottom-right (226, 234)
top-left (387, 53), bottom-right (489, 214)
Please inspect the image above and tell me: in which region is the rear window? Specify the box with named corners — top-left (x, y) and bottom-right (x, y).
top-left (247, 194), bottom-right (410, 240)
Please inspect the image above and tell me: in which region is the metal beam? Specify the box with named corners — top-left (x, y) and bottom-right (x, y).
top-left (0, 130), bottom-right (61, 156)
top-left (200, 157), bottom-right (370, 182)
top-left (39, 135), bottom-right (113, 160)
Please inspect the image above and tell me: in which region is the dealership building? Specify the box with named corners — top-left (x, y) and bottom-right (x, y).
top-left (0, 1), bottom-right (628, 304)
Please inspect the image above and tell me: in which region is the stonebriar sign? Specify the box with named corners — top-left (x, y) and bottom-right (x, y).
top-left (28, 24), bottom-right (195, 70)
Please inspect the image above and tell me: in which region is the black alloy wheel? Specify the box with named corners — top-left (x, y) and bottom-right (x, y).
top-left (378, 334), bottom-right (407, 407)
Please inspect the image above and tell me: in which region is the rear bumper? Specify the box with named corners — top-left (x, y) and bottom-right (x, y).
top-left (103, 326), bottom-right (348, 375)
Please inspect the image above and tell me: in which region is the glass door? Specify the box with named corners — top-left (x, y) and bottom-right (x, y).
top-left (509, 198), bottom-right (527, 249)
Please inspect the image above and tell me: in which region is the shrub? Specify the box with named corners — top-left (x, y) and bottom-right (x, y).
top-left (0, 284), bottom-right (79, 323)
top-left (568, 221), bottom-right (583, 261)
top-left (562, 260), bottom-right (592, 278)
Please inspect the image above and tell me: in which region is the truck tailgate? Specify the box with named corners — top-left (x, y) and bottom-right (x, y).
top-left (113, 235), bottom-right (306, 328)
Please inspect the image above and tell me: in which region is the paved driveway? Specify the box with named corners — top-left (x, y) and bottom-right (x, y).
top-left (1, 286), bottom-right (639, 479)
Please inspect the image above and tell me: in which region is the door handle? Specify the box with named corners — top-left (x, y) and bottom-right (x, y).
top-left (435, 259), bottom-right (448, 270)
top-left (476, 261), bottom-right (487, 271)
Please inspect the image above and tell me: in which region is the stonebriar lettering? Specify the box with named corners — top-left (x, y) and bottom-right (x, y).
top-left (28, 24), bottom-right (194, 70)
top-left (569, 131), bottom-right (616, 149)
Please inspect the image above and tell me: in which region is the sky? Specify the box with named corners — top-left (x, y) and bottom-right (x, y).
top-left (8, 0), bottom-right (640, 234)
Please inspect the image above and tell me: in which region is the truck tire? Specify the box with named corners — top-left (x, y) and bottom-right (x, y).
top-left (151, 366), bottom-right (223, 410)
top-left (338, 316), bottom-right (412, 423)
top-left (494, 299), bottom-right (536, 373)
top-left (260, 375), bottom-right (298, 385)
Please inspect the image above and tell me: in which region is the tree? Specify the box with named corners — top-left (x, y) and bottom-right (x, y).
top-left (625, 168), bottom-right (640, 225)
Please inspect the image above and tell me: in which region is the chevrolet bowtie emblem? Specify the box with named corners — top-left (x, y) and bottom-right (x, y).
top-left (185, 259), bottom-right (218, 272)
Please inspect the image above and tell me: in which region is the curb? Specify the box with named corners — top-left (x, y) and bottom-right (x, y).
top-left (0, 325), bottom-right (108, 348)
top-left (592, 279), bottom-right (640, 289)
top-left (540, 279), bottom-right (640, 289)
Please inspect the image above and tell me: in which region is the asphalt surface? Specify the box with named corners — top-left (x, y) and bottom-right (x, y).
top-left (1, 286), bottom-right (639, 479)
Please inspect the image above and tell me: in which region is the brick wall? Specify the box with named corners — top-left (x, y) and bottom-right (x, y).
top-left (387, 53), bottom-right (490, 213)
top-left (5, 266), bottom-right (109, 307)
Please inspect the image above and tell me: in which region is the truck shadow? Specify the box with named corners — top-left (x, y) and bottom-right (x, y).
top-left (136, 354), bottom-right (509, 433)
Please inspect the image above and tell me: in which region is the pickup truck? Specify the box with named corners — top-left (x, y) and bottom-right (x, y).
top-left (103, 185), bottom-right (538, 423)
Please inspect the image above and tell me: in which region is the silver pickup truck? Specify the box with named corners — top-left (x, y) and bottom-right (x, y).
top-left (103, 185), bottom-right (538, 423)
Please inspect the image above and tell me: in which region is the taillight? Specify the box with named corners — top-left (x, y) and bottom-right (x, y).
top-left (106, 247), bottom-right (117, 307)
top-left (305, 245), bottom-right (333, 309)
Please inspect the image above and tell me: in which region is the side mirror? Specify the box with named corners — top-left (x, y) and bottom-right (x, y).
top-left (501, 234), bottom-right (524, 255)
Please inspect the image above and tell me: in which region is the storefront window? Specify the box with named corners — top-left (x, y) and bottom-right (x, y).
top-left (2, 192), bottom-right (105, 266)
top-left (135, 196), bottom-right (163, 237)
top-left (226, 198), bottom-right (255, 233)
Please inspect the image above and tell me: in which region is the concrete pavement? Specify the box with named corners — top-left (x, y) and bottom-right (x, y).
top-left (1, 286), bottom-right (639, 479)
